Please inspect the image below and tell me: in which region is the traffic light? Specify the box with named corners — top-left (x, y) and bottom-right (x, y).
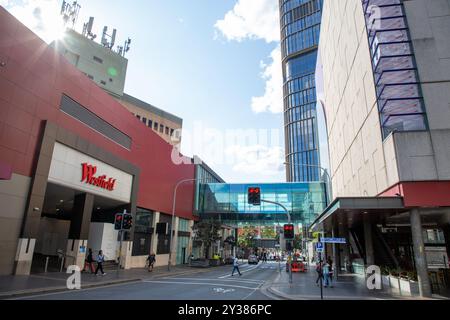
top-left (283, 224), bottom-right (295, 239)
top-left (247, 187), bottom-right (261, 205)
top-left (114, 213), bottom-right (123, 230)
top-left (123, 214), bottom-right (133, 230)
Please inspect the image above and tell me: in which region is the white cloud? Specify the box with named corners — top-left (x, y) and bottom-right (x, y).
top-left (225, 144), bottom-right (285, 178)
top-left (215, 0), bottom-right (283, 114)
top-left (214, 0), bottom-right (280, 43)
top-left (251, 45), bottom-right (283, 113)
top-left (3, 0), bottom-right (63, 43)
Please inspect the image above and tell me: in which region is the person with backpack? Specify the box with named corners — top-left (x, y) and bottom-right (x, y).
top-left (95, 250), bottom-right (106, 276)
top-left (146, 253), bottom-right (156, 272)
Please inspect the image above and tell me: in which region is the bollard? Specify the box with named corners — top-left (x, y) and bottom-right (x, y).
top-left (60, 256), bottom-right (65, 272)
top-left (44, 257), bottom-right (49, 273)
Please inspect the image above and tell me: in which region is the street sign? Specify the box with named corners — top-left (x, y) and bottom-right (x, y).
top-left (321, 237), bottom-right (347, 244)
top-left (316, 242), bottom-right (324, 252)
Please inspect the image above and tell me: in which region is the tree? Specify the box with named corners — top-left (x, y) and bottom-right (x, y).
top-left (238, 226), bottom-right (258, 248)
top-left (260, 226), bottom-right (277, 239)
top-left (192, 219), bottom-right (222, 259)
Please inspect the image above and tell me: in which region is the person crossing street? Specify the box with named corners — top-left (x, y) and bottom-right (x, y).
top-left (231, 256), bottom-right (242, 276)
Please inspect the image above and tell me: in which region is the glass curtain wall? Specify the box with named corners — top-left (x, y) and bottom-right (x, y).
top-left (280, 0), bottom-right (324, 182)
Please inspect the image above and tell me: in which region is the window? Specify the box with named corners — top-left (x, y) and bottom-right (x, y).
top-left (165, 127), bottom-right (169, 135)
top-left (154, 122), bottom-right (158, 130)
top-left (93, 56), bottom-right (103, 64)
top-left (87, 74), bottom-right (94, 80)
top-left (100, 80), bottom-right (107, 85)
top-left (136, 115), bottom-right (141, 120)
top-left (148, 120), bottom-right (153, 128)
top-left (159, 124), bottom-right (164, 133)
top-left (142, 117), bottom-right (147, 124)
top-left (170, 128), bottom-right (174, 136)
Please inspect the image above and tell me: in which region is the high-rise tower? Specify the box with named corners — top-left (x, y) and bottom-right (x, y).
top-left (279, 0), bottom-right (323, 181)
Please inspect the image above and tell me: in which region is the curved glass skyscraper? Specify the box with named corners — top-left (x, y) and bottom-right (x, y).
top-left (279, 0), bottom-right (323, 182)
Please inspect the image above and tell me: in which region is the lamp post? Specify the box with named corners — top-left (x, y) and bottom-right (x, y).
top-left (168, 178), bottom-right (212, 271)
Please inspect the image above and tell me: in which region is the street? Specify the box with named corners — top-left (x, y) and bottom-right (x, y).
top-left (12, 262), bottom-right (282, 300)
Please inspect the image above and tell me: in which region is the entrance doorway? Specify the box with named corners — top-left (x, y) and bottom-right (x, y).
top-left (31, 182), bottom-right (129, 273)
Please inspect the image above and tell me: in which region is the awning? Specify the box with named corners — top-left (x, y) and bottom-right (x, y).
top-left (309, 197), bottom-right (408, 232)
top-left (0, 161), bottom-right (12, 180)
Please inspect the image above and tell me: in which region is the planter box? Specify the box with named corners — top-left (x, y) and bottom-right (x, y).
top-left (384, 275), bottom-right (419, 296)
top-left (189, 259), bottom-right (210, 268)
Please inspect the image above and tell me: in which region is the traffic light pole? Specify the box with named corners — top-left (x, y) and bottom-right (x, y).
top-left (260, 199), bottom-right (293, 284)
top-left (117, 209), bottom-right (126, 272)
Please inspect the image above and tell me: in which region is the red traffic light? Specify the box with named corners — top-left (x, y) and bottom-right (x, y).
top-left (283, 224), bottom-right (295, 239)
top-left (247, 187), bottom-right (261, 205)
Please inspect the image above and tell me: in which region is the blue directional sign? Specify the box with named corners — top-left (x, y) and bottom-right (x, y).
top-left (316, 242), bottom-right (324, 252)
top-left (322, 238), bottom-right (347, 244)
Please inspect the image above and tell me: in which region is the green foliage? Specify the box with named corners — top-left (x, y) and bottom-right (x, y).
top-left (192, 219), bottom-right (222, 259)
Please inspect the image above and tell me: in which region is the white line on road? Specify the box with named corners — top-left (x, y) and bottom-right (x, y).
top-left (162, 277), bottom-right (264, 284)
top-left (142, 280), bottom-right (258, 290)
top-left (218, 265), bottom-right (260, 279)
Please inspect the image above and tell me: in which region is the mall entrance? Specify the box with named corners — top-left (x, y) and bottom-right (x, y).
top-left (30, 182), bottom-right (129, 273)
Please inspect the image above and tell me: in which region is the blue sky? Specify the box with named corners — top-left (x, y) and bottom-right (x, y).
top-left (1, 0), bottom-right (285, 183)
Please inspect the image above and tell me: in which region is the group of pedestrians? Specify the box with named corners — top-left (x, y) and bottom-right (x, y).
top-left (315, 256), bottom-right (334, 288)
top-left (84, 248), bottom-right (107, 276)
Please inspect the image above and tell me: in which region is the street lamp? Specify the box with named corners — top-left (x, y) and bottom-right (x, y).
top-left (283, 162), bottom-right (332, 205)
top-left (168, 178), bottom-right (213, 271)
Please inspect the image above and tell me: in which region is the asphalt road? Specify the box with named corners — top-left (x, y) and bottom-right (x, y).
top-left (14, 261), bottom-right (283, 300)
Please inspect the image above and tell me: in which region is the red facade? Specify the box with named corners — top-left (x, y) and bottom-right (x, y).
top-left (0, 8), bottom-right (196, 219)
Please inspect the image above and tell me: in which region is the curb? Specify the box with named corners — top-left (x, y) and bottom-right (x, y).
top-left (0, 266), bottom-right (226, 299)
top-left (0, 278), bottom-right (142, 300)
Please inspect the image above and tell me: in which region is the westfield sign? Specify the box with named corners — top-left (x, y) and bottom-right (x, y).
top-left (81, 163), bottom-right (116, 191)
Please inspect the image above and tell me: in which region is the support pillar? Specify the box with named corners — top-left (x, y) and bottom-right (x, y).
top-left (410, 209), bottom-right (432, 298)
top-left (339, 222), bottom-right (351, 272)
top-left (66, 193), bottom-right (94, 270)
top-left (170, 217), bottom-right (179, 266)
top-left (119, 241), bottom-right (132, 269)
top-left (363, 215), bottom-right (375, 266)
top-left (332, 225), bottom-right (340, 277)
top-left (151, 212), bottom-right (160, 256)
top-left (14, 238), bottom-right (36, 275)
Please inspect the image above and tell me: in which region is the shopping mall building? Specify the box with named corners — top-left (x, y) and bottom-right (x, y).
top-left (0, 7), bottom-right (210, 276)
top-left (312, 0), bottom-right (450, 297)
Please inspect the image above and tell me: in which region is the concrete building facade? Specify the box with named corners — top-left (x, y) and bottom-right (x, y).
top-left (313, 0), bottom-right (450, 297)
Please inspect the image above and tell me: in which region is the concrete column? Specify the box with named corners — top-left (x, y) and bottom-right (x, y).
top-left (119, 241), bottom-right (133, 269)
top-left (65, 239), bottom-right (88, 270)
top-left (14, 238), bottom-right (36, 275)
top-left (339, 222), bottom-right (351, 272)
top-left (410, 209), bottom-right (432, 298)
top-left (188, 220), bottom-right (194, 258)
top-left (68, 193), bottom-right (94, 240)
top-left (151, 212), bottom-right (160, 255)
top-left (363, 215), bottom-right (375, 266)
top-left (332, 225), bottom-right (339, 277)
top-left (442, 224), bottom-right (450, 267)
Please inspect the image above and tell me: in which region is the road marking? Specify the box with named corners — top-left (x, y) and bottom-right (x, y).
top-left (142, 280), bottom-right (257, 290)
top-left (218, 265), bottom-right (260, 279)
top-left (163, 277), bottom-right (264, 284)
top-left (213, 287), bottom-right (235, 294)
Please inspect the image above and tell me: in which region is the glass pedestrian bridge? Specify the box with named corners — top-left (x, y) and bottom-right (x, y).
top-left (196, 182), bottom-right (327, 226)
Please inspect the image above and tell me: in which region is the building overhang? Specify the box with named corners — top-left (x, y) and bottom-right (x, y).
top-left (309, 197), bottom-right (409, 232)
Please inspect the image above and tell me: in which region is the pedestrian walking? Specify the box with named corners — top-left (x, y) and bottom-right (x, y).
top-left (323, 261), bottom-right (331, 288)
top-left (84, 248), bottom-right (95, 273)
top-left (95, 250), bottom-right (106, 276)
top-left (327, 257), bottom-right (334, 287)
top-left (146, 252), bottom-right (156, 272)
top-left (315, 261), bottom-right (323, 286)
top-left (231, 256), bottom-right (242, 276)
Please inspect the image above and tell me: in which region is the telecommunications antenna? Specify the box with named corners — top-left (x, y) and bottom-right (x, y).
top-left (60, 1), bottom-right (81, 29)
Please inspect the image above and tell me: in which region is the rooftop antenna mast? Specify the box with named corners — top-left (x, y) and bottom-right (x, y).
top-left (82, 17), bottom-right (97, 40)
top-left (60, 1), bottom-right (81, 29)
top-left (101, 26), bottom-right (117, 50)
top-left (117, 38), bottom-right (131, 57)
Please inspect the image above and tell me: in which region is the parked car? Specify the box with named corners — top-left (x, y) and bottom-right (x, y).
top-left (248, 254), bottom-right (259, 265)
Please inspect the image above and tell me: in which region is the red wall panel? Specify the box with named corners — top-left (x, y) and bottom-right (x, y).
top-left (0, 7), bottom-right (196, 220)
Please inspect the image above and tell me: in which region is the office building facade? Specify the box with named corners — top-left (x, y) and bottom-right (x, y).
top-left (314, 0), bottom-right (450, 297)
top-left (279, 0), bottom-right (323, 182)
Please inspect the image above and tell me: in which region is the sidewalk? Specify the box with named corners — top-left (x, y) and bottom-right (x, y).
top-left (0, 265), bottom-right (224, 299)
top-left (267, 267), bottom-right (424, 300)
